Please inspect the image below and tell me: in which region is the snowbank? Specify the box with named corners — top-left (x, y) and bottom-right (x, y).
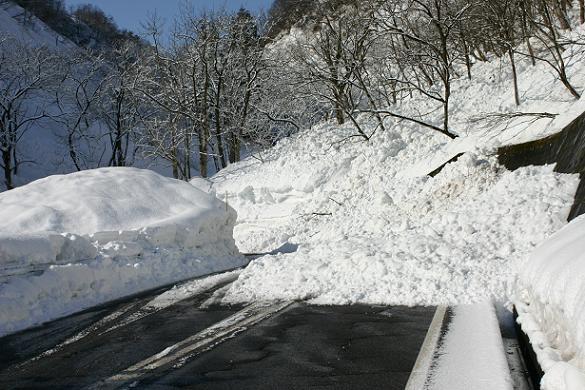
top-left (516, 215), bottom-right (585, 390)
top-left (0, 168), bottom-right (244, 336)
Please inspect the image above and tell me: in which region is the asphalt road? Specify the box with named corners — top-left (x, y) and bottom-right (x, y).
top-left (0, 273), bottom-right (436, 390)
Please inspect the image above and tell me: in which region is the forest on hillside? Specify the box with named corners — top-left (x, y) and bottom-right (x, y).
top-left (1, 0), bottom-right (584, 189)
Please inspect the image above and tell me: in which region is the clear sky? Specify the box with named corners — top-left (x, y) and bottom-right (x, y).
top-left (65, 0), bottom-right (274, 37)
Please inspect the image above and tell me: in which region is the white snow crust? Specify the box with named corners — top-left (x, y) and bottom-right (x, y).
top-left (516, 214), bottom-right (585, 390)
top-left (0, 168), bottom-right (244, 336)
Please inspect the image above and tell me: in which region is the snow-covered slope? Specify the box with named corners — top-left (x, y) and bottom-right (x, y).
top-left (212, 123), bottom-right (577, 306)
top-left (0, 2), bottom-right (179, 192)
top-left (0, 168), bottom-right (244, 336)
top-left (0, 2), bottom-right (76, 49)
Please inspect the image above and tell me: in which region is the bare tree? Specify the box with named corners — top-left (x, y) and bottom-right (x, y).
top-left (377, 0), bottom-right (472, 139)
top-left (0, 37), bottom-right (60, 189)
top-left (56, 50), bottom-right (107, 171)
top-left (518, 0), bottom-right (582, 99)
top-left (99, 42), bottom-right (143, 167)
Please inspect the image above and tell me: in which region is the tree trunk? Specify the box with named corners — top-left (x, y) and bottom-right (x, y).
top-left (214, 114), bottom-right (226, 169)
top-left (171, 146), bottom-right (179, 179)
top-left (67, 131), bottom-right (82, 171)
top-left (184, 132), bottom-right (191, 179)
top-left (333, 85), bottom-right (345, 125)
top-left (214, 75), bottom-right (227, 169)
top-left (201, 61), bottom-right (211, 178)
top-left (509, 49), bottom-right (521, 106)
top-left (114, 128), bottom-right (124, 166)
top-left (198, 129), bottom-right (209, 178)
top-left (553, 0), bottom-right (571, 29)
top-left (560, 68), bottom-right (581, 99)
top-left (520, 4), bottom-right (537, 65)
top-left (2, 147), bottom-right (13, 190)
top-left (228, 133), bottom-right (240, 164)
top-left (580, 0), bottom-right (585, 23)
top-left (443, 85), bottom-right (450, 137)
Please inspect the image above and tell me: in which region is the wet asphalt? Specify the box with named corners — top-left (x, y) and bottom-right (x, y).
top-left (0, 275), bottom-right (435, 390)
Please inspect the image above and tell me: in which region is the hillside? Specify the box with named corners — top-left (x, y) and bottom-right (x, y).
top-left (0, 1), bottom-right (174, 191)
top-left (0, 1), bottom-right (76, 49)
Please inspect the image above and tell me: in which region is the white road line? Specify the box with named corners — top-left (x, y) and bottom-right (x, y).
top-left (87, 301), bottom-right (293, 390)
top-left (405, 305), bottom-right (448, 390)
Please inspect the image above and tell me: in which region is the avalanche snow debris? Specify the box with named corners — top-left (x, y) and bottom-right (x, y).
top-left (212, 23), bottom-right (585, 310)
top-left (214, 119), bottom-right (578, 306)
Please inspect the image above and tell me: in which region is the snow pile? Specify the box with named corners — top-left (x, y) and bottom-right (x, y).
top-left (212, 108), bottom-right (579, 378)
top-left (0, 168), bottom-right (244, 336)
top-left (516, 214), bottom-right (585, 390)
top-left (210, 117), bottom-right (578, 306)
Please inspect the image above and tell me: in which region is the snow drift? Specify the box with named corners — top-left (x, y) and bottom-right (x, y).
top-left (0, 168), bottom-right (244, 336)
top-left (516, 214), bottom-right (585, 390)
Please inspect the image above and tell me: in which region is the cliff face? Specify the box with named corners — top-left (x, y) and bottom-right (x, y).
top-left (498, 111), bottom-right (585, 221)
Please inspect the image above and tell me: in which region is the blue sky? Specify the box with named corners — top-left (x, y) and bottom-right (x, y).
top-left (65, 1), bottom-right (274, 36)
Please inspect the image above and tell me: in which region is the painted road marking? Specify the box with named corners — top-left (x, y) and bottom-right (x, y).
top-left (87, 301), bottom-right (293, 390)
top-left (405, 305), bottom-right (447, 390)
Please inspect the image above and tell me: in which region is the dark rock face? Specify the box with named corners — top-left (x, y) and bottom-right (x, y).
top-left (498, 112), bottom-right (585, 221)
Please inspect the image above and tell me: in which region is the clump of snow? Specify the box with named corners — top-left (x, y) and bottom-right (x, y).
top-left (0, 168), bottom-right (244, 336)
top-left (516, 214), bottom-right (585, 390)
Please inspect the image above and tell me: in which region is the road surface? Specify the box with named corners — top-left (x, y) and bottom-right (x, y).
top-left (0, 270), bottom-right (530, 389)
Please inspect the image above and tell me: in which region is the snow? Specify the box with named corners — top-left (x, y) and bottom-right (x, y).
top-left (0, 168), bottom-right (245, 336)
top-left (516, 214), bottom-right (585, 390)
top-left (0, 2), bottom-right (76, 50)
top-left (0, 2), bottom-right (584, 385)
top-left (429, 302), bottom-right (513, 390)
top-left (210, 18), bottom-right (584, 311)
top-left (213, 122), bottom-right (578, 307)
